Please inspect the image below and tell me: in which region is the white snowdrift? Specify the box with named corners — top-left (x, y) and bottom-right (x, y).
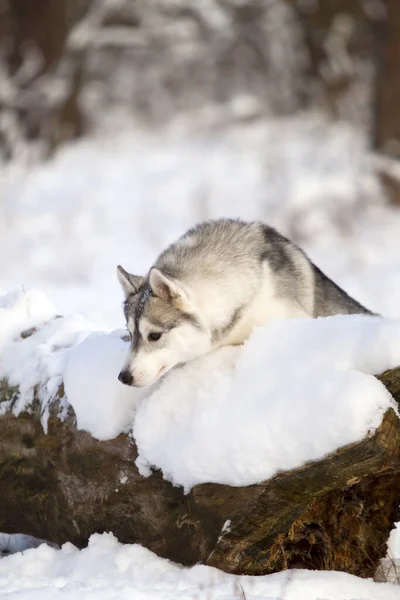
top-left (0, 289), bottom-right (101, 429)
top-left (63, 332), bottom-right (145, 440)
top-left (134, 315), bottom-right (400, 491)
top-left (1, 288), bottom-right (400, 492)
top-left (0, 532), bottom-right (398, 600)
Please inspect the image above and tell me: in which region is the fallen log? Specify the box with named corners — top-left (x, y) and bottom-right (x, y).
top-left (0, 364), bottom-right (399, 578)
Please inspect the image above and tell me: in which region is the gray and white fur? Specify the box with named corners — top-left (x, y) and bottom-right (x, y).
top-left (117, 219), bottom-right (372, 387)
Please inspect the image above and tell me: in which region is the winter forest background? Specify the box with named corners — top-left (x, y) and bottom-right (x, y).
top-left (1, 2), bottom-right (400, 598)
top-left (1, 0), bottom-right (400, 159)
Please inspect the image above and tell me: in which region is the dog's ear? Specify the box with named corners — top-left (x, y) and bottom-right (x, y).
top-left (149, 268), bottom-right (191, 310)
top-left (117, 265), bottom-right (144, 298)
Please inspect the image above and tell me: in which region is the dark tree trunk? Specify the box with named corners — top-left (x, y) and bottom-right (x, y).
top-left (7, 0), bottom-right (68, 72)
top-left (0, 0), bottom-right (85, 158)
top-left (374, 0), bottom-right (400, 155)
top-left (290, 0), bottom-right (387, 139)
top-left (372, 0), bottom-right (400, 205)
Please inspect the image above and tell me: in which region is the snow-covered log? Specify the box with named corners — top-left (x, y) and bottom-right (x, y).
top-left (1, 365), bottom-right (399, 577)
top-left (0, 291), bottom-right (400, 578)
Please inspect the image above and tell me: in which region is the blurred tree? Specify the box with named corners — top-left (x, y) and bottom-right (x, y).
top-left (0, 0), bottom-right (88, 160)
top-left (0, 0), bottom-right (399, 163)
top-left (291, 0), bottom-right (385, 140)
top-left (8, 0), bottom-right (68, 71)
top-left (289, 0), bottom-right (400, 204)
top-left (374, 0), bottom-right (400, 156)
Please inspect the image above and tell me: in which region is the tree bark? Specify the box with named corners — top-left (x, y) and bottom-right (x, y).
top-left (374, 0), bottom-right (400, 155)
top-left (290, 0), bottom-right (387, 140)
top-left (0, 0), bottom-right (85, 159)
top-left (0, 365), bottom-right (399, 576)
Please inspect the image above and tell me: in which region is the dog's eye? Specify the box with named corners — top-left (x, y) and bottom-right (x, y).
top-left (148, 332), bottom-right (162, 342)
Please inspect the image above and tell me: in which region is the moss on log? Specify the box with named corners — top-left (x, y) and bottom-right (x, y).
top-left (0, 368), bottom-right (399, 578)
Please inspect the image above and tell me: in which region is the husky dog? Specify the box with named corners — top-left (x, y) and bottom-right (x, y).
top-left (117, 219), bottom-right (372, 387)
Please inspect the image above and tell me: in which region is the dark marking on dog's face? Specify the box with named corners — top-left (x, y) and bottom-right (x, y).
top-left (117, 268), bottom-right (211, 387)
top-left (123, 284), bottom-right (153, 351)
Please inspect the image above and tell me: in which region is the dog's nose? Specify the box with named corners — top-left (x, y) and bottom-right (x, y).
top-left (118, 370), bottom-right (133, 386)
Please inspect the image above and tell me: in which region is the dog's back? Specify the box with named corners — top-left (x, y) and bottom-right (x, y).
top-left (155, 219), bottom-right (371, 331)
top-left (155, 219), bottom-right (269, 281)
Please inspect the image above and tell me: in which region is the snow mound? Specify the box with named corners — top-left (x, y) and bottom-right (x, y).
top-left (0, 532), bottom-right (398, 600)
top-left (0, 288), bottom-right (142, 437)
top-left (134, 315), bottom-right (400, 491)
top-left (0, 289), bottom-right (100, 429)
top-left (64, 332), bottom-right (144, 440)
top-left (0, 288), bottom-right (57, 342)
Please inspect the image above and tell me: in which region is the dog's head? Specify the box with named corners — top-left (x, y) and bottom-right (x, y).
top-left (117, 265), bottom-right (211, 387)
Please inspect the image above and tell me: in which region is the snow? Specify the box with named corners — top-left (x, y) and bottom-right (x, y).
top-left (134, 315), bottom-right (400, 491)
top-left (63, 331), bottom-right (143, 440)
top-left (1, 116), bottom-right (400, 595)
top-left (0, 289), bottom-right (99, 428)
top-left (0, 288), bottom-right (56, 343)
top-left (0, 532), bottom-right (398, 600)
top-left (1, 118), bottom-right (400, 329)
top-left (0, 290), bottom-right (143, 439)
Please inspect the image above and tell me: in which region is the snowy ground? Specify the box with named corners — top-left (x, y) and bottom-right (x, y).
top-left (1, 116), bottom-right (400, 597)
top-left (1, 532), bottom-right (399, 600)
top-left (1, 116), bottom-right (400, 328)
